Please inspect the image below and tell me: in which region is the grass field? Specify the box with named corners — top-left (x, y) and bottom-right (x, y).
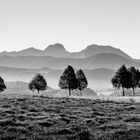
top-left (0, 93), bottom-right (140, 140)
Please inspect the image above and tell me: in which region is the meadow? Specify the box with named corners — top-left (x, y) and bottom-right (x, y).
top-left (0, 93), bottom-right (140, 140)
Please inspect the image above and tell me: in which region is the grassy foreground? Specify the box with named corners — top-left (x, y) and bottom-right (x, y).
top-left (0, 94), bottom-right (140, 140)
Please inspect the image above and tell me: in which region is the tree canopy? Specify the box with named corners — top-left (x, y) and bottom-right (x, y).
top-left (58, 65), bottom-right (78, 96)
top-left (76, 69), bottom-right (88, 95)
top-left (0, 76), bottom-right (6, 93)
top-left (29, 73), bottom-right (47, 94)
top-left (111, 65), bottom-right (140, 96)
top-left (128, 67), bottom-right (140, 95)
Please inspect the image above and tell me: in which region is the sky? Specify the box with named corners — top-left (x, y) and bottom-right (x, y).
top-left (0, 0), bottom-right (140, 58)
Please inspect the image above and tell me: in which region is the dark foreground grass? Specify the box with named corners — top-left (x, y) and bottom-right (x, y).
top-left (0, 95), bottom-right (140, 140)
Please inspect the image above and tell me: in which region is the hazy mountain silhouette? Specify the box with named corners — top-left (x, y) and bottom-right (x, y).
top-left (0, 43), bottom-right (139, 89)
top-left (73, 44), bottom-right (131, 59)
top-left (0, 65), bottom-right (51, 74)
top-left (0, 43), bottom-right (69, 57)
top-left (43, 43), bottom-right (70, 57)
top-left (82, 53), bottom-right (138, 69)
top-left (0, 53), bottom-right (139, 70)
top-left (0, 47), bottom-right (43, 57)
top-left (0, 43), bottom-right (132, 59)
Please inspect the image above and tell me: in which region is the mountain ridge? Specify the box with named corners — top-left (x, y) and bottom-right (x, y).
top-left (0, 53), bottom-right (138, 70)
top-left (0, 43), bottom-right (133, 59)
top-left (0, 43), bottom-right (138, 89)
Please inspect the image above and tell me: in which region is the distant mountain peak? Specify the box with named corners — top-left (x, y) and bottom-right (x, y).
top-left (85, 44), bottom-right (115, 50)
top-left (44, 43), bottom-right (69, 57)
top-left (44, 43), bottom-right (66, 51)
top-left (81, 44), bottom-right (131, 59)
top-left (22, 47), bottom-right (40, 52)
top-left (0, 43), bottom-right (132, 59)
top-left (26, 47), bottom-right (36, 50)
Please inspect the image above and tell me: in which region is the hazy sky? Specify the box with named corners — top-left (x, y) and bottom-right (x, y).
top-left (0, 0), bottom-right (140, 58)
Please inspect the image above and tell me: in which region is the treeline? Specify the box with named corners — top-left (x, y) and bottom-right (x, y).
top-left (0, 65), bottom-right (88, 95)
top-left (0, 64), bottom-right (140, 97)
top-left (28, 65), bottom-right (88, 96)
top-left (111, 65), bottom-right (140, 96)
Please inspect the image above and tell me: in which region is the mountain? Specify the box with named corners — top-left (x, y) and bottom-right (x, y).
top-left (0, 53), bottom-right (139, 70)
top-left (0, 43), bottom-right (133, 59)
top-left (82, 53), bottom-right (138, 69)
top-left (0, 43), bottom-right (138, 90)
top-left (72, 44), bottom-right (132, 59)
top-left (17, 47), bottom-right (43, 56)
top-left (43, 43), bottom-right (70, 57)
top-left (0, 43), bottom-right (70, 58)
top-left (0, 47), bottom-right (43, 57)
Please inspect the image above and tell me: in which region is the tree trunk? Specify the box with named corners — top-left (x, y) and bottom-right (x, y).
top-left (132, 87), bottom-right (135, 96)
top-left (68, 88), bottom-right (71, 96)
top-left (122, 87), bottom-right (125, 96)
top-left (80, 90), bottom-right (82, 96)
top-left (37, 90), bottom-right (39, 94)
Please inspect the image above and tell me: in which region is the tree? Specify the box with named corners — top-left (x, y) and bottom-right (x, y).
top-left (128, 67), bottom-right (140, 96)
top-left (58, 65), bottom-right (78, 96)
top-left (136, 69), bottom-right (140, 87)
top-left (111, 65), bottom-right (131, 96)
top-left (0, 76), bottom-right (6, 93)
top-left (128, 66), bottom-right (138, 96)
top-left (76, 69), bottom-right (88, 96)
top-left (111, 76), bottom-right (121, 90)
top-left (29, 73), bottom-right (47, 94)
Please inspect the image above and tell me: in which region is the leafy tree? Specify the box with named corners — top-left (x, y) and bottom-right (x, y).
top-left (128, 67), bottom-right (140, 96)
top-left (76, 69), bottom-right (88, 96)
top-left (58, 65), bottom-right (78, 96)
top-left (111, 65), bottom-right (131, 96)
top-left (111, 76), bottom-right (121, 89)
top-left (136, 69), bottom-right (140, 87)
top-left (29, 73), bottom-right (47, 94)
top-left (0, 76), bottom-right (6, 93)
top-left (128, 66), bottom-right (138, 95)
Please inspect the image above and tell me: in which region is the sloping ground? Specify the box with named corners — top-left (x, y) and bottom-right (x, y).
top-left (0, 95), bottom-right (140, 140)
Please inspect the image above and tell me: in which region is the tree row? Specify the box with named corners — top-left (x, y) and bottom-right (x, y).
top-left (111, 65), bottom-right (140, 96)
top-left (29, 65), bottom-right (88, 96)
top-left (0, 64), bottom-right (140, 97)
